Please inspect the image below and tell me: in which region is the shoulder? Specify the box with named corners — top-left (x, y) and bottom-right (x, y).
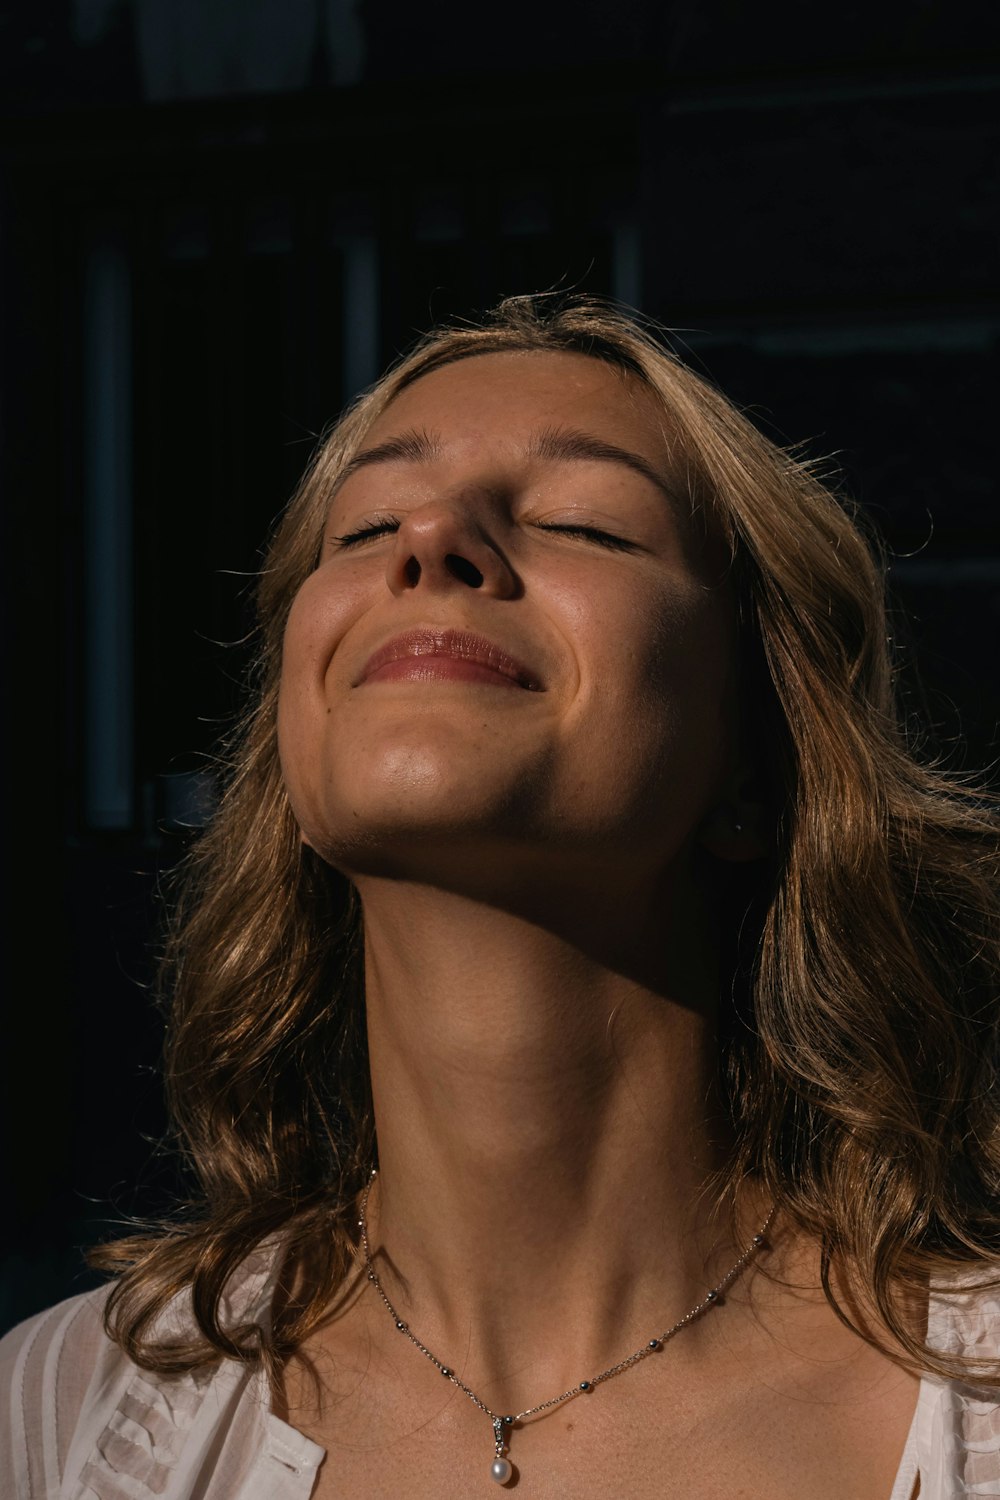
top-left (927, 1274), bottom-right (1000, 1367)
top-left (0, 1283), bottom-right (107, 1381)
top-left (0, 1280), bottom-right (254, 1500)
top-left (914, 1274), bottom-right (1000, 1497)
top-left (0, 1283), bottom-right (127, 1498)
top-left (0, 1243), bottom-right (323, 1500)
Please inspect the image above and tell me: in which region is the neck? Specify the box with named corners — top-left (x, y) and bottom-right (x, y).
top-left (353, 863), bottom-right (752, 1402)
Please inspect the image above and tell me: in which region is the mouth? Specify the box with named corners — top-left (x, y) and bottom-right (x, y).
top-left (356, 629), bottom-right (543, 691)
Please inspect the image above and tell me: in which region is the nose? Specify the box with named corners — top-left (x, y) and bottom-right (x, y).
top-left (384, 499), bottom-right (519, 599)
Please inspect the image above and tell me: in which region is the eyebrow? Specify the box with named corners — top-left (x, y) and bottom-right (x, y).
top-left (527, 426), bottom-right (677, 500)
top-left (335, 424), bottom-right (678, 501)
top-left (336, 428), bottom-right (441, 484)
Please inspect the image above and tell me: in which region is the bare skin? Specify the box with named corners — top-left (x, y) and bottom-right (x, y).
top-left (278, 1241), bottom-right (919, 1500)
top-left (276, 352), bottom-right (920, 1498)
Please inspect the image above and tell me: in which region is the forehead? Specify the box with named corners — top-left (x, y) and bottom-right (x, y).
top-left (364, 349), bottom-right (671, 459)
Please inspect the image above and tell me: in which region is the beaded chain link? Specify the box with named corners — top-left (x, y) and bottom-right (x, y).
top-left (358, 1169), bottom-right (775, 1487)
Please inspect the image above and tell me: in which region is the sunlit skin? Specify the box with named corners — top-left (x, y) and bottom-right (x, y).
top-left (276, 353), bottom-right (919, 1499)
top-left (280, 353), bottom-right (742, 901)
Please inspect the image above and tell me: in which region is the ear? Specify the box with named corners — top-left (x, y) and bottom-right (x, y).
top-left (697, 766), bottom-right (771, 863)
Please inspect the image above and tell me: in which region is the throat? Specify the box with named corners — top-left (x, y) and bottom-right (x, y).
top-left (354, 869), bottom-right (740, 1411)
top-left (355, 1167), bottom-right (775, 1491)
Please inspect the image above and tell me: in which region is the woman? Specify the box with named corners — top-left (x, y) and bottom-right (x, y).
top-left (4, 295), bottom-right (999, 1498)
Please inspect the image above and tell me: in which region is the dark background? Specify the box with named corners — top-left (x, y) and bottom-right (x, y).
top-left (2, 0), bottom-right (999, 1335)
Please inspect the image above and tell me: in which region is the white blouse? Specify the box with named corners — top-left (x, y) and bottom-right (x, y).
top-left (3, 1243), bottom-right (999, 1498)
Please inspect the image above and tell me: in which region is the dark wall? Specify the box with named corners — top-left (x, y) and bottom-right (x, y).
top-left (2, 0), bottom-right (999, 1333)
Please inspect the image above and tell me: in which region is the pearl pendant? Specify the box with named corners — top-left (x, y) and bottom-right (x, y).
top-left (490, 1417), bottom-right (513, 1484)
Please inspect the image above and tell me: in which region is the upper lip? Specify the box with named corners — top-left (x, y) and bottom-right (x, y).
top-left (356, 628), bottom-right (544, 690)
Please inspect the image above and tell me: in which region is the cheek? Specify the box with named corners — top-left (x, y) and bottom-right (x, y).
top-left (282, 571), bottom-right (338, 676)
top-left (646, 588), bottom-right (734, 711)
top-left (598, 585), bottom-right (738, 798)
top-left (276, 577), bottom-right (342, 816)
top-left (279, 563), bottom-right (373, 699)
top-left (278, 589), bottom-right (320, 740)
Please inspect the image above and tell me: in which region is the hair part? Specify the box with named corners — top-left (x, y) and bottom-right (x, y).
top-left (92, 293), bottom-right (1000, 1390)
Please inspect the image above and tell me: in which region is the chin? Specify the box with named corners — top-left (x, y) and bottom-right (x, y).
top-left (307, 723), bottom-right (554, 850)
top-left (310, 819), bottom-right (508, 886)
top-left (302, 767), bottom-right (537, 879)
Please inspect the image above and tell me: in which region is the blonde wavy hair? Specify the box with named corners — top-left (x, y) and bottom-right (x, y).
top-left (94, 294), bottom-right (1000, 1388)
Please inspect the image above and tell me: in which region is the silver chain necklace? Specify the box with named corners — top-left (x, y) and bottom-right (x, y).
top-left (358, 1169), bottom-right (775, 1487)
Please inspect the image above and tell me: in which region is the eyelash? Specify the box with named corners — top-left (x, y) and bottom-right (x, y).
top-left (332, 513), bottom-right (402, 548)
top-left (536, 522), bottom-right (634, 552)
top-left (332, 516), bottom-right (635, 552)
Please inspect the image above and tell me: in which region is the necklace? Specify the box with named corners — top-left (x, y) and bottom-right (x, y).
top-left (358, 1170), bottom-right (775, 1487)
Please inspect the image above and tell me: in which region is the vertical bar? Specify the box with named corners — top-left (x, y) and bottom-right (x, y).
top-left (83, 230), bottom-right (133, 829)
top-left (340, 233), bottom-right (379, 399)
top-left (612, 221), bottom-right (642, 311)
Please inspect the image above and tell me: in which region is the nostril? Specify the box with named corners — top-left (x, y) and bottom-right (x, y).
top-left (403, 557), bottom-right (421, 587)
top-left (446, 554), bottom-right (484, 588)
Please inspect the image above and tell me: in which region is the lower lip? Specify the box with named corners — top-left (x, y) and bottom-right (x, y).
top-left (361, 656), bottom-right (527, 688)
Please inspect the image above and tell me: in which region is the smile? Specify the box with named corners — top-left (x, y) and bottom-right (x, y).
top-left (356, 629), bottom-right (543, 690)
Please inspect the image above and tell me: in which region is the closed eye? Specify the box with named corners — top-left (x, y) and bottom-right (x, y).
top-left (331, 515), bottom-right (637, 553)
top-left (331, 513), bottom-right (402, 548)
top-left (534, 522), bottom-right (637, 552)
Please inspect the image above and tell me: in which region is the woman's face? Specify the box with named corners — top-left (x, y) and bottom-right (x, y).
top-left (278, 350), bottom-right (740, 893)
